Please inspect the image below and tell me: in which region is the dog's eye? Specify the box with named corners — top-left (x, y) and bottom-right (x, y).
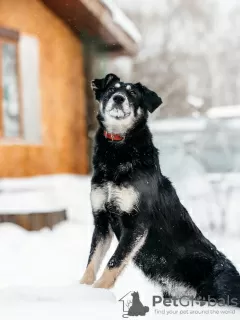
top-left (130, 90), bottom-right (136, 96)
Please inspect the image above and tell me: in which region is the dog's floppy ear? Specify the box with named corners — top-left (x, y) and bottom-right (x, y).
top-left (91, 73), bottom-right (120, 101)
top-left (136, 82), bottom-right (162, 113)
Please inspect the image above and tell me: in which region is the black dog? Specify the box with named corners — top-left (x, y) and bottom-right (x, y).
top-left (80, 73), bottom-right (240, 307)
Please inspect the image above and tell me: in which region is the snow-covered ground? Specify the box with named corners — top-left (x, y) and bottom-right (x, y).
top-left (0, 221), bottom-right (239, 319)
top-left (0, 175), bottom-right (240, 318)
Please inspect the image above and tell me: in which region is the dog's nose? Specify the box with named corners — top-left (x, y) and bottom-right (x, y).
top-left (113, 95), bottom-right (125, 104)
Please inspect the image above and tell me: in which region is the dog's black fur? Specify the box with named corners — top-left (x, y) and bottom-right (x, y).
top-left (83, 73), bottom-right (240, 307)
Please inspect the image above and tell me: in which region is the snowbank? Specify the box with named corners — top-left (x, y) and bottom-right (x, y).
top-left (0, 222), bottom-right (239, 318)
top-left (0, 285), bottom-right (117, 320)
top-left (0, 284), bottom-right (239, 319)
top-left (0, 175), bottom-right (92, 224)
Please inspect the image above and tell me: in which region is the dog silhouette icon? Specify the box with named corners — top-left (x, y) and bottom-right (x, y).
top-left (128, 291), bottom-right (149, 316)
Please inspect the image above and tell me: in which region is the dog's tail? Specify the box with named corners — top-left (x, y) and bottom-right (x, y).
top-left (144, 306), bottom-right (149, 313)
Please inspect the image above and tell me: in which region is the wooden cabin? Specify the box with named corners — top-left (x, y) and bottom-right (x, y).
top-left (0, 0), bottom-right (140, 178)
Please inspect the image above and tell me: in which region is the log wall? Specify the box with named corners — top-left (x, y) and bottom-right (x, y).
top-left (0, 0), bottom-right (88, 177)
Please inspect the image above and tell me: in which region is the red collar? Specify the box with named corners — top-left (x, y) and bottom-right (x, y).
top-left (103, 130), bottom-right (124, 141)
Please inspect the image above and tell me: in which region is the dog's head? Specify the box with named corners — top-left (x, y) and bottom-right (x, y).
top-left (91, 73), bottom-right (162, 135)
top-left (131, 291), bottom-right (139, 299)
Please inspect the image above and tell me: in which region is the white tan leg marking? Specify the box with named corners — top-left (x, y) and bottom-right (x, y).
top-left (80, 232), bottom-right (113, 285)
top-left (93, 231), bottom-right (148, 288)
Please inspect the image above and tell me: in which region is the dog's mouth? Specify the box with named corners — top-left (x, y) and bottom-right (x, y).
top-left (107, 107), bottom-right (131, 120)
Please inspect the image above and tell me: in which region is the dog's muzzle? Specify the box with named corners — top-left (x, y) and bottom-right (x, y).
top-left (107, 94), bottom-right (131, 119)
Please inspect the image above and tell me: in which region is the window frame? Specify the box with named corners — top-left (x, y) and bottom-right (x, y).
top-left (0, 26), bottom-right (23, 140)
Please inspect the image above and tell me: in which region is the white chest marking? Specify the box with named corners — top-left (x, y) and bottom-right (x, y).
top-left (91, 183), bottom-right (139, 213)
top-left (90, 186), bottom-right (107, 212)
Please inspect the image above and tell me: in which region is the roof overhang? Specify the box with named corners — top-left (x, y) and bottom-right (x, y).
top-left (42, 0), bottom-right (140, 56)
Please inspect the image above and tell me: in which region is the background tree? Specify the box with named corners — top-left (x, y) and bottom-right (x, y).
top-left (112, 0), bottom-right (240, 118)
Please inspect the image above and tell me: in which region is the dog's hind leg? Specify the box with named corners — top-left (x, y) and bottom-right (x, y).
top-left (197, 266), bottom-right (240, 308)
top-left (80, 212), bottom-right (113, 285)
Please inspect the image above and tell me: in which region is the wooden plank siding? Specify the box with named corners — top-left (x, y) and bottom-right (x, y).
top-left (0, 0), bottom-right (88, 177)
top-left (0, 210), bottom-right (67, 230)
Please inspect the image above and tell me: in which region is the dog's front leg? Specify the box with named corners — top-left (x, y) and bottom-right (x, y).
top-left (80, 213), bottom-right (113, 285)
top-left (93, 225), bottom-right (147, 289)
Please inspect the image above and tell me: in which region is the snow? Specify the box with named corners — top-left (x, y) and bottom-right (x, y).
top-left (223, 118), bottom-right (240, 130)
top-left (100, 0), bottom-right (141, 43)
top-left (0, 190), bottom-right (64, 214)
top-left (0, 221), bottom-right (239, 319)
top-left (150, 117), bottom-right (240, 235)
top-left (0, 175), bottom-right (92, 223)
top-left (0, 285), bottom-right (116, 320)
top-left (0, 286), bottom-right (238, 320)
top-left (149, 118), bottom-right (207, 133)
top-left (206, 105), bottom-right (240, 119)
top-left (187, 95), bottom-right (204, 109)
top-left (0, 175), bottom-right (239, 317)
top-left (208, 173), bottom-right (240, 186)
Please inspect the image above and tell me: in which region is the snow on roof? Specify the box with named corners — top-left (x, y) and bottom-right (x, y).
top-left (206, 105), bottom-right (240, 119)
top-left (100, 0), bottom-right (141, 43)
top-left (187, 95), bottom-right (204, 109)
top-left (149, 117), bottom-right (207, 133)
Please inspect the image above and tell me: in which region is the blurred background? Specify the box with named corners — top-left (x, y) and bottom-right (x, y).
top-left (109, 0), bottom-right (240, 236)
top-left (111, 0), bottom-right (240, 236)
top-left (0, 0), bottom-right (239, 258)
top-left (0, 0), bottom-right (240, 312)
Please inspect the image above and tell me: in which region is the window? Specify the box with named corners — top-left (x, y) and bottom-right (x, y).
top-left (0, 27), bottom-right (41, 143)
top-left (0, 27), bottom-right (21, 138)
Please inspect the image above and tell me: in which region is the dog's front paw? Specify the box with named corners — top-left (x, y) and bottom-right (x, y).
top-left (92, 277), bottom-right (114, 289)
top-left (80, 269), bottom-right (95, 285)
top-left (92, 270), bottom-right (116, 289)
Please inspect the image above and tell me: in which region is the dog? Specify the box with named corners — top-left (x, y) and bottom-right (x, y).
top-left (80, 73), bottom-right (240, 307)
top-left (128, 292), bottom-right (149, 316)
